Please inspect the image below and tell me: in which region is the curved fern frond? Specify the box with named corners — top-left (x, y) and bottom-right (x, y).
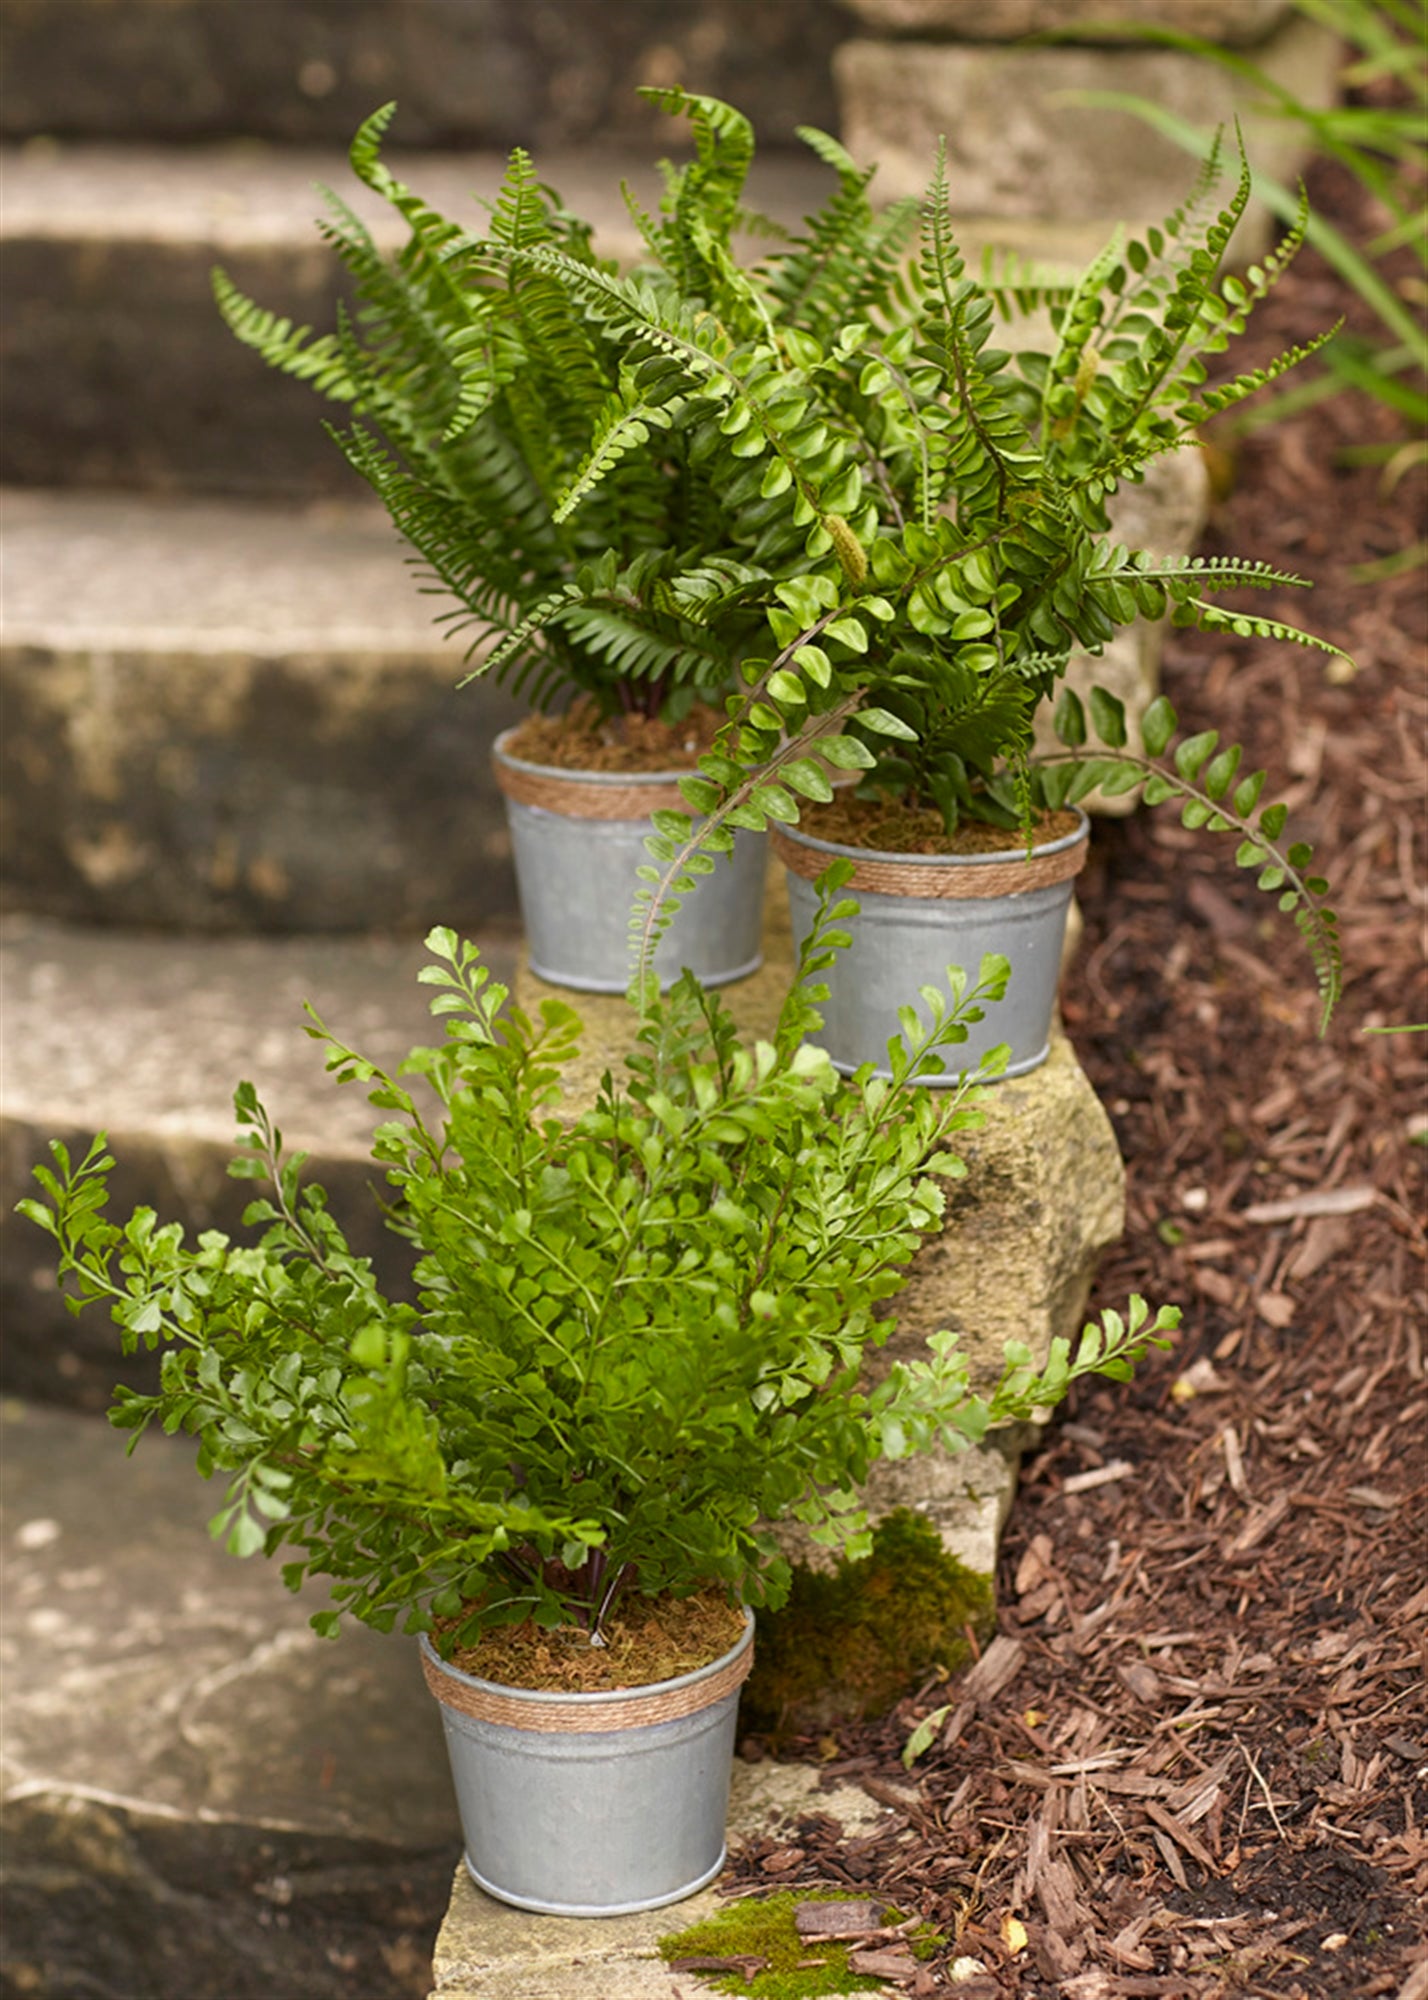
top-left (638, 86), bottom-right (756, 240)
top-left (1172, 325), bottom-right (1341, 426)
top-left (634, 86), bottom-right (760, 323)
top-left (347, 101), bottom-right (476, 282)
top-left (1177, 599), bottom-right (1353, 663)
top-left (1043, 688), bottom-right (1344, 1032)
top-left (458, 577), bottom-right (593, 685)
top-left (553, 388), bottom-right (681, 522)
top-left (211, 269), bottom-right (358, 402)
top-left (1083, 548), bottom-right (1317, 622)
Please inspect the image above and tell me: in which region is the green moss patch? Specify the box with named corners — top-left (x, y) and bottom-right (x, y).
top-left (658, 1892), bottom-right (887, 1997)
top-left (741, 1510), bottom-right (996, 1738)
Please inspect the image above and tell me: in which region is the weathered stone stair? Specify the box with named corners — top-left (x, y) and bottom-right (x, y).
top-left (2, 1397), bottom-right (462, 1999)
top-left (1, 488), bottom-right (524, 931)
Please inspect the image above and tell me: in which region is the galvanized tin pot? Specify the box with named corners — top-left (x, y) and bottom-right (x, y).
top-left (492, 730), bottom-right (767, 993)
top-left (419, 1610), bottom-right (755, 1918)
top-left (773, 810), bottom-right (1089, 1083)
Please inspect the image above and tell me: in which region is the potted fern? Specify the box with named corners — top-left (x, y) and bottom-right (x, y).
top-left (214, 100), bottom-right (780, 991)
top-left (21, 896), bottom-right (1178, 1915)
top-left (214, 95), bottom-right (811, 993)
top-left (594, 123), bottom-right (1348, 1068)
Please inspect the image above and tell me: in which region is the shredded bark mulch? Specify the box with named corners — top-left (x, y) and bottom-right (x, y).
top-left (723, 156), bottom-right (1427, 2000)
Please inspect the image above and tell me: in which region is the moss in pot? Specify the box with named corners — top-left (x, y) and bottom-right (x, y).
top-left (21, 890), bottom-right (1177, 1915)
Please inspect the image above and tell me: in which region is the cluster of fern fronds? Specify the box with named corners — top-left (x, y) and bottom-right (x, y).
top-left (215, 88), bottom-right (1345, 1027)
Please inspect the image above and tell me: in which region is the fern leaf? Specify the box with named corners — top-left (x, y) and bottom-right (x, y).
top-left (1181, 599), bottom-right (1352, 663)
top-left (1037, 695), bottom-right (1344, 1031)
top-left (211, 269), bottom-right (357, 401)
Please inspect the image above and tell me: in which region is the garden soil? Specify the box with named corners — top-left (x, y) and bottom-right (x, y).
top-left (721, 155), bottom-right (1427, 2000)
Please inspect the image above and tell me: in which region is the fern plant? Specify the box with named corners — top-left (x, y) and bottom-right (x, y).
top-left (212, 93), bottom-right (925, 727)
top-left (552, 116), bottom-right (1344, 1027)
top-left (21, 895), bottom-right (1178, 1648)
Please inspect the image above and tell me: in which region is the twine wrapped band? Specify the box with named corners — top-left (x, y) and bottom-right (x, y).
top-left (493, 750), bottom-right (691, 822)
top-left (422, 1624), bottom-right (754, 1734)
top-left (772, 821), bottom-right (1088, 901)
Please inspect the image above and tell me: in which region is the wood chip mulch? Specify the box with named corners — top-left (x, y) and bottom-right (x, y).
top-left (723, 154), bottom-right (1427, 2000)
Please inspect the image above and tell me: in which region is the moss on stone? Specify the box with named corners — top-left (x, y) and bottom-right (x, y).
top-left (657, 1891), bottom-right (886, 1997)
top-left (659, 1892), bottom-right (946, 1995)
top-left (742, 1510), bottom-right (996, 1738)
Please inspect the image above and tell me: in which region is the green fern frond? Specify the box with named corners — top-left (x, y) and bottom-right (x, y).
top-left (793, 125), bottom-right (872, 192)
top-left (347, 102), bottom-right (480, 294)
top-left (635, 86), bottom-right (757, 304)
top-left (1179, 600), bottom-right (1353, 663)
top-left (487, 147), bottom-right (559, 251)
top-left (211, 269), bottom-right (358, 402)
top-left (459, 577), bottom-right (592, 685)
top-left (915, 143), bottom-right (1031, 524)
top-left (1200, 124), bottom-right (1256, 271)
top-left (314, 188), bottom-right (465, 423)
top-left (1173, 325), bottom-right (1341, 426)
top-left (1084, 548), bottom-right (1316, 621)
top-left (1043, 688), bottom-right (1344, 1031)
top-left (557, 604), bottom-right (730, 688)
top-left (553, 387), bottom-right (680, 523)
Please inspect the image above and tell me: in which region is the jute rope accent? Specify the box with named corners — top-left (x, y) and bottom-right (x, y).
top-left (422, 1626), bottom-right (754, 1734)
top-left (493, 753), bottom-right (690, 822)
top-left (771, 823), bottom-right (1087, 901)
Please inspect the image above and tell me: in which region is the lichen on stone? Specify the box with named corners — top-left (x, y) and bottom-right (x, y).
top-left (741, 1509), bottom-right (995, 1739)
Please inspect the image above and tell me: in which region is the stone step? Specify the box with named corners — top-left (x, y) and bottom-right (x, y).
top-left (1, 913), bottom-right (518, 1410)
top-left (0, 139), bottom-right (833, 497)
top-left (0, 0), bottom-right (845, 151)
top-left (0, 138), bottom-right (1110, 498)
top-left (836, 12), bottom-right (1341, 255)
top-left (1, 1397), bottom-right (461, 1999)
top-left (1, 1393), bottom-right (914, 2000)
top-left (1, 486), bottom-right (526, 930)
